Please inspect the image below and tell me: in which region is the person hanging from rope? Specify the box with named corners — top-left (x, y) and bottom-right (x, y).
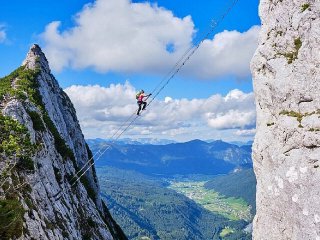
top-left (136, 90), bottom-right (151, 115)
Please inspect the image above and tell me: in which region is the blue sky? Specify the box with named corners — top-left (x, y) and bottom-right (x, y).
top-left (1, 0), bottom-right (260, 142)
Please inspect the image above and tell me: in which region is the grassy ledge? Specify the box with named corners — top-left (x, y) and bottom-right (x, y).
top-left (0, 199), bottom-right (25, 239)
top-left (278, 38), bottom-right (302, 64)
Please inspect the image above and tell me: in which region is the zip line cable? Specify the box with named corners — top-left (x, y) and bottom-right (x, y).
top-left (69, 36), bottom-right (198, 187)
top-left (149, 44), bottom-right (196, 96)
top-left (68, 0), bottom-right (240, 189)
top-left (148, 0), bottom-right (240, 106)
top-left (69, 111), bottom-right (137, 183)
top-left (46, 113), bottom-right (140, 200)
top-left (70, 114), bottom-right (139, 187)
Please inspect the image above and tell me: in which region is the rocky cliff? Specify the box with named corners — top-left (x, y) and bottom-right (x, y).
top-left (251, 0), bottom-right (320, 239)
top-left (0, 44), bottom-right (127, 240)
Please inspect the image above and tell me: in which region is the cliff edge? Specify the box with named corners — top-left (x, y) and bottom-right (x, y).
top-left (0, 44), bottom-right (127, 240)
top-left (251, 0), bottom-right (320, 239)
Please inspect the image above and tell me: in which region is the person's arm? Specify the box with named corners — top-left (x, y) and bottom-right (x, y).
top-left (143, 93), bottom-right (152, 99)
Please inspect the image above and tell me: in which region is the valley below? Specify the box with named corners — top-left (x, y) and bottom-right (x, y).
top-left (169, 179), bottom-right (252, 221)
top-left (90, 139), bottom-right (256, 239)
top-left (97, 166), bottom-right (254, 240)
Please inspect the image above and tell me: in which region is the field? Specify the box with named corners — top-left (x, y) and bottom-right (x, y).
top-left (220, 227), bottom-right (234, 238)
top-left (169, 180), bottom-right (252, 221)
top-left (97, 167), bottom-right (252, 239)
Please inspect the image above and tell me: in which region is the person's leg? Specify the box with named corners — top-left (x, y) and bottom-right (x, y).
top-left (137, 102), bottom-right (142, 115)
top-left (142, 101), bottom-right (147, 110)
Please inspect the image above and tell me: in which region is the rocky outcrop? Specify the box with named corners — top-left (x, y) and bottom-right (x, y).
top-left (0, 45), bottom-right (126, 240)
top-left (251, 0), bottom-right (320, 239)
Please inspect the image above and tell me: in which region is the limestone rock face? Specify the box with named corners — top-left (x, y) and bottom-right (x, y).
top-left (251, 0), bottom-right (320, 239)
top-left (0, 45), bottom-right (126, 240)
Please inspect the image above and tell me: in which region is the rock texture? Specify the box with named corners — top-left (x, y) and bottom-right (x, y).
top-left (251, 0), bottom-right (320, 239)
top-left (0, 45), bottom-right (127, 240)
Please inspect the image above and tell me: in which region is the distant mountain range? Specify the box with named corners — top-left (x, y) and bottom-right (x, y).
top-left (87, 138), bottom-right (253, 146)
top-left (86, 138), bottom-right (177, 146)
top-left (87, 139), bottom-right (252, 176)
top-left (92, 139), bottom-right (256, 239)
top-left (229, 140), bottom-right (254, 146)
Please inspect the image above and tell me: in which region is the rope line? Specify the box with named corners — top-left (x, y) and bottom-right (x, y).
top-left (70, 114), bottom-right (139, 187)
top-left (148, 44), bottom-right (196, 96)
top-left (69, 111), bottom-right (137, 183)
top-left (68, 0), bottom-right (240, 188)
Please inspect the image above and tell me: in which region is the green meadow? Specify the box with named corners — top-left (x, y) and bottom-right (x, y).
top-left (169, 180), bottom-right (252, 221)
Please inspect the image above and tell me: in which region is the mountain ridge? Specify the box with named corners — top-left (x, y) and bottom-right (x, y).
top-left (0, 44), bottom-right (126, 239)
top-left (88, 138), bottom-right (252, 176)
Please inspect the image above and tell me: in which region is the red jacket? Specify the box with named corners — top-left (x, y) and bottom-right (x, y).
top-left (137, 93), bottom-right (145, 102)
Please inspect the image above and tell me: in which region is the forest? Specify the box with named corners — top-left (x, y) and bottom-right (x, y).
top-left (97, 166), bottom-right (253, 239)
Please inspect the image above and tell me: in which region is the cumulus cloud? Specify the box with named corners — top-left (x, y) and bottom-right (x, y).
top-left (41, 0), bottom-right (194, 73)
top-left (207, 110), bottom-right (255, 129)
top-left (64, 83), bottom-right (256, 140)
top-left (205, 89), bottom-right (256, 129)
top-left (41, 0), bottom-right (259, 79)
top-left (183, 26), bottom-right (260, 78)
top-left (235, 129), bottom-right (256, 137)
top-left (164, 97), bottom-right (173, 103)
top-left (0, 24), bottom-right (7, 43)
top-left (64, 82), bottom-right (137, 122)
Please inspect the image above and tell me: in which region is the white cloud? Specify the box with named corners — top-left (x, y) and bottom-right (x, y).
top-left (41, 0), bottom-right (259, 79)
top-left (235, 129), bottom-right (256, 137)
top-left (225, 88), bottom-right (250, 101)
top-left (0, 24), bottom-right (7, 43)
top-left (64, 82), bottom-right (256, 141)
top-left (164, 97), bottom-right (173, 103)
top-left (64, 81), bottom-right (136, 122)
top-left (183, 26), bottom-right (260, 78)
top-left (207, 110), bottom-right (255, 130)
top-left (41, 0), bottom-right (194, 73)
top-left (205, 89), bottom-right (256, 130)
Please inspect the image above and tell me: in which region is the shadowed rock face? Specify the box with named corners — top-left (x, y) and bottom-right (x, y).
top-left (0, 44), bottom-right (126, 240)
top-left (251, 1), bottom-right (320, 239)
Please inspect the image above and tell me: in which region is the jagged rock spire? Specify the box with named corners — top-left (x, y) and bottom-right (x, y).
top-left (1, 44), bottom-right (126, 239)
top-left (22, 44), bottom-right (50, 72)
